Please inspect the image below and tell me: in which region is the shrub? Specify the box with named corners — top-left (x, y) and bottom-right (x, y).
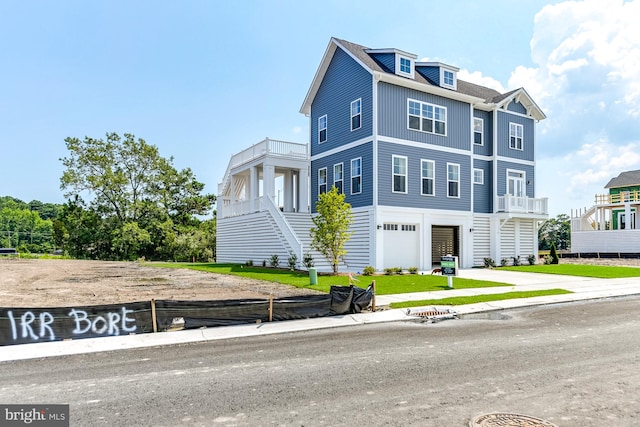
top-left (483, 257), bottom-right (496, 268)
top-left (549, 242), bottom-right (559, 264)
top-left (245, 260), bottom-right (254, 267)
top-left (287, 252), bottom-right (297, 271)
top-left (408, 267), bottom-right (418, 274)
top-left (262, 260), bottom-right (267, 267)
top-left (384, 267), bottom-right (394, 275)
top-left (512, 256), bottom-right (521, 266)
top-left (362, 265), bottom-right (375, 276)
top-left (394, 267), bottom-right (403, 275)
top-left (543, 255), bottom-right (553, 265)
top-left (302, 252), bottom-right (314, 269)
top-left (527, 254), bottom-right (537, 265)
top-left (270, 254), bottom-right (279, 268)
top-left (500, 258), bottom-right (509, 267)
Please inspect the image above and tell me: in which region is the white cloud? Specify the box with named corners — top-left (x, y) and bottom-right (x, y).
top-left (457, 69), bottom-right (506, 93)
top-left (291, 126), bottom-right (302, 134)
top-left (510, 0), bottom-right (640, 216)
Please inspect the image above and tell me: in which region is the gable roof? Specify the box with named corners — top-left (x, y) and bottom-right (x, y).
top-left (605, 170), bottom-right (640, 188)
top-left (300, 37), bottom-right (546, 121)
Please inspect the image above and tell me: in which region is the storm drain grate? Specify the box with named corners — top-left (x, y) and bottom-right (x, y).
top-left (406, 307), bottom-right (457, 322)
top-left (469, 412), bottom-right (557, 427)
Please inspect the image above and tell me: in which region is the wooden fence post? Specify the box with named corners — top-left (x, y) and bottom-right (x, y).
top-left (151, 298), bottom-right (158, 333)
top-left (371, 280), bottom-right (376, 312)
top-left (269, 294), bottom-right (273, 322)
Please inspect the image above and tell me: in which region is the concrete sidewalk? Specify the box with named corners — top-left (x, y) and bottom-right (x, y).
top-left (3, 269), bottom-right (640, 362)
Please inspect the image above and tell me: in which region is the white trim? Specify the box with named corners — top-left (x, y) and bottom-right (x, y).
top-left (310, 136), bottom-right (371, 161)
top-left (473, 168), bottom-right (484, 185)
top-left (375, 135), bottom-right (469, 157)
top-left (350, 157), bottom-right (362, 195)
top-left (407, 98), bottom-right (447, 136)
top-left (376, 71), bottom-right (485, 104)
top-left (318, 114), bottom-right (327, 144)
top-left (447, 162), bottom-right (460, 198)
top-left (420, 159), bottom-right (435, 196)
top-left (509, 122), bottom-right (524, 151)
top-left (473, 117), bottom-right (484, 146)
top-left (350, 98), bottom-right (362, 131)
top-left (392, 155), bottom-right (408, 194)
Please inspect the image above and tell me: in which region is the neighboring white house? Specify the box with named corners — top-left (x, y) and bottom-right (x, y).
top-left (571, 169), bottom-right (640, 254)
top-left (217, 38), bottom-right (548, 272)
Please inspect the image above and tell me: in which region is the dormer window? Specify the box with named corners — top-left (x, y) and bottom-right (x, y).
top-left (400, 57), bottom-right (411, 74)
top-left (396, 55), bottom-right (415, 78)
top-left (441, 68), bottom-right (456, 89)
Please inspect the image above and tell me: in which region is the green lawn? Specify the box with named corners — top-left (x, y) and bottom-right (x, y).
top-left (389, 288), bottom-right (572, 309)
top-left (151, 263), bottom-right (511, 295)
top-left (501, 263), bottom-right (640, 278)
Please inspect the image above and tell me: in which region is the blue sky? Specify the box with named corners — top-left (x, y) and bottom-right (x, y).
top-left (2, 0), bottom-right (639, 218)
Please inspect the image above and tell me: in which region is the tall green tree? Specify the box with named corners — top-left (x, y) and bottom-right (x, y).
top-left (310, 186), bottom-right (353, 274)
top-left (539, 214), bottom-right (571, 250)
top-left (59, 132), bottom-right (216, 260)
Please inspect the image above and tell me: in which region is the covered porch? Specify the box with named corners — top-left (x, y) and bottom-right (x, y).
top-left (217, 138), bottom-right (310, 219)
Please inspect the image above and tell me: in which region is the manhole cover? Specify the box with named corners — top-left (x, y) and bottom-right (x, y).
top-left (469, 412), bottom-right (557, 427)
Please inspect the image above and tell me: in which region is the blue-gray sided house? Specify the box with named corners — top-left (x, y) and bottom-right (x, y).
top-left (217, 38), bottom-right (548, 272)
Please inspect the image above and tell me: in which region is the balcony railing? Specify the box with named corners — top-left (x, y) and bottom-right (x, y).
top-left (595, 190), bottom-right (640, 205)
top-left (497, 195), bottom-right (548, 214)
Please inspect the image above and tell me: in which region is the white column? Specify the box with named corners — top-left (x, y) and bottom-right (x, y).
top-left (624, 202), bottom-right (631, 229)
top-left (263, 164), bottom-right (275, 202)
top-left (229, 175), bottom-right (236, 215)
top-left (298, 167), bottom-right (309, 213)
top-left (249, 166), bottom-right (258, 211)
top-left (283, 170), bottom-right (293, 212)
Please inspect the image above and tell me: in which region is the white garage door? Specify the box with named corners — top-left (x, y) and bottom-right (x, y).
top-left (383, 223), bottom-right (419, 269)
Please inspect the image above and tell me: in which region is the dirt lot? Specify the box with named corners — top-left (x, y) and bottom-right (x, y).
top-left (0, 259), bottom-right (322, 308)
top-left (2, 257), bottom-right (639, 308)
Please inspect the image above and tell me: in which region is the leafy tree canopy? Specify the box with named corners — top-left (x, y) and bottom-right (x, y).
top-left (310, 186), bottom-right (353, 274)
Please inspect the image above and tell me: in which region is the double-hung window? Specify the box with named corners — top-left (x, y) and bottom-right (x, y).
top-left (318, 115), bottom-right (327, 144)
top-left (447, 163), bottom-right (460, 198)
top-left (350, 99), bottom-right (361, 131)
top-left (350, 158), bottom-right (362, 194)
top-left (421, 159), bottom-right (435, 196)
top-left (408, 99), bottom-right (446, 135)
top-left (474, 118), bottom-right (483, 145)
top-left (473, 168), bottom-right (484, 185)
top-left (333, 163), bottom-right (343, 194)
top-left (318, 168), bottom-right (327, 195)
top-left (393, 155), bottom-right (408, 193)
top-left (509, 122), bottom-right (523, 150)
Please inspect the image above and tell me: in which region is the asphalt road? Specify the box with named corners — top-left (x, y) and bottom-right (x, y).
top-left (2, 297), bottom-right (640, 427)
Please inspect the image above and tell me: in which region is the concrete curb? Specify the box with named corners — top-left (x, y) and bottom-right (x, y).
top-left (3, 269), bottom-right (640, 363)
